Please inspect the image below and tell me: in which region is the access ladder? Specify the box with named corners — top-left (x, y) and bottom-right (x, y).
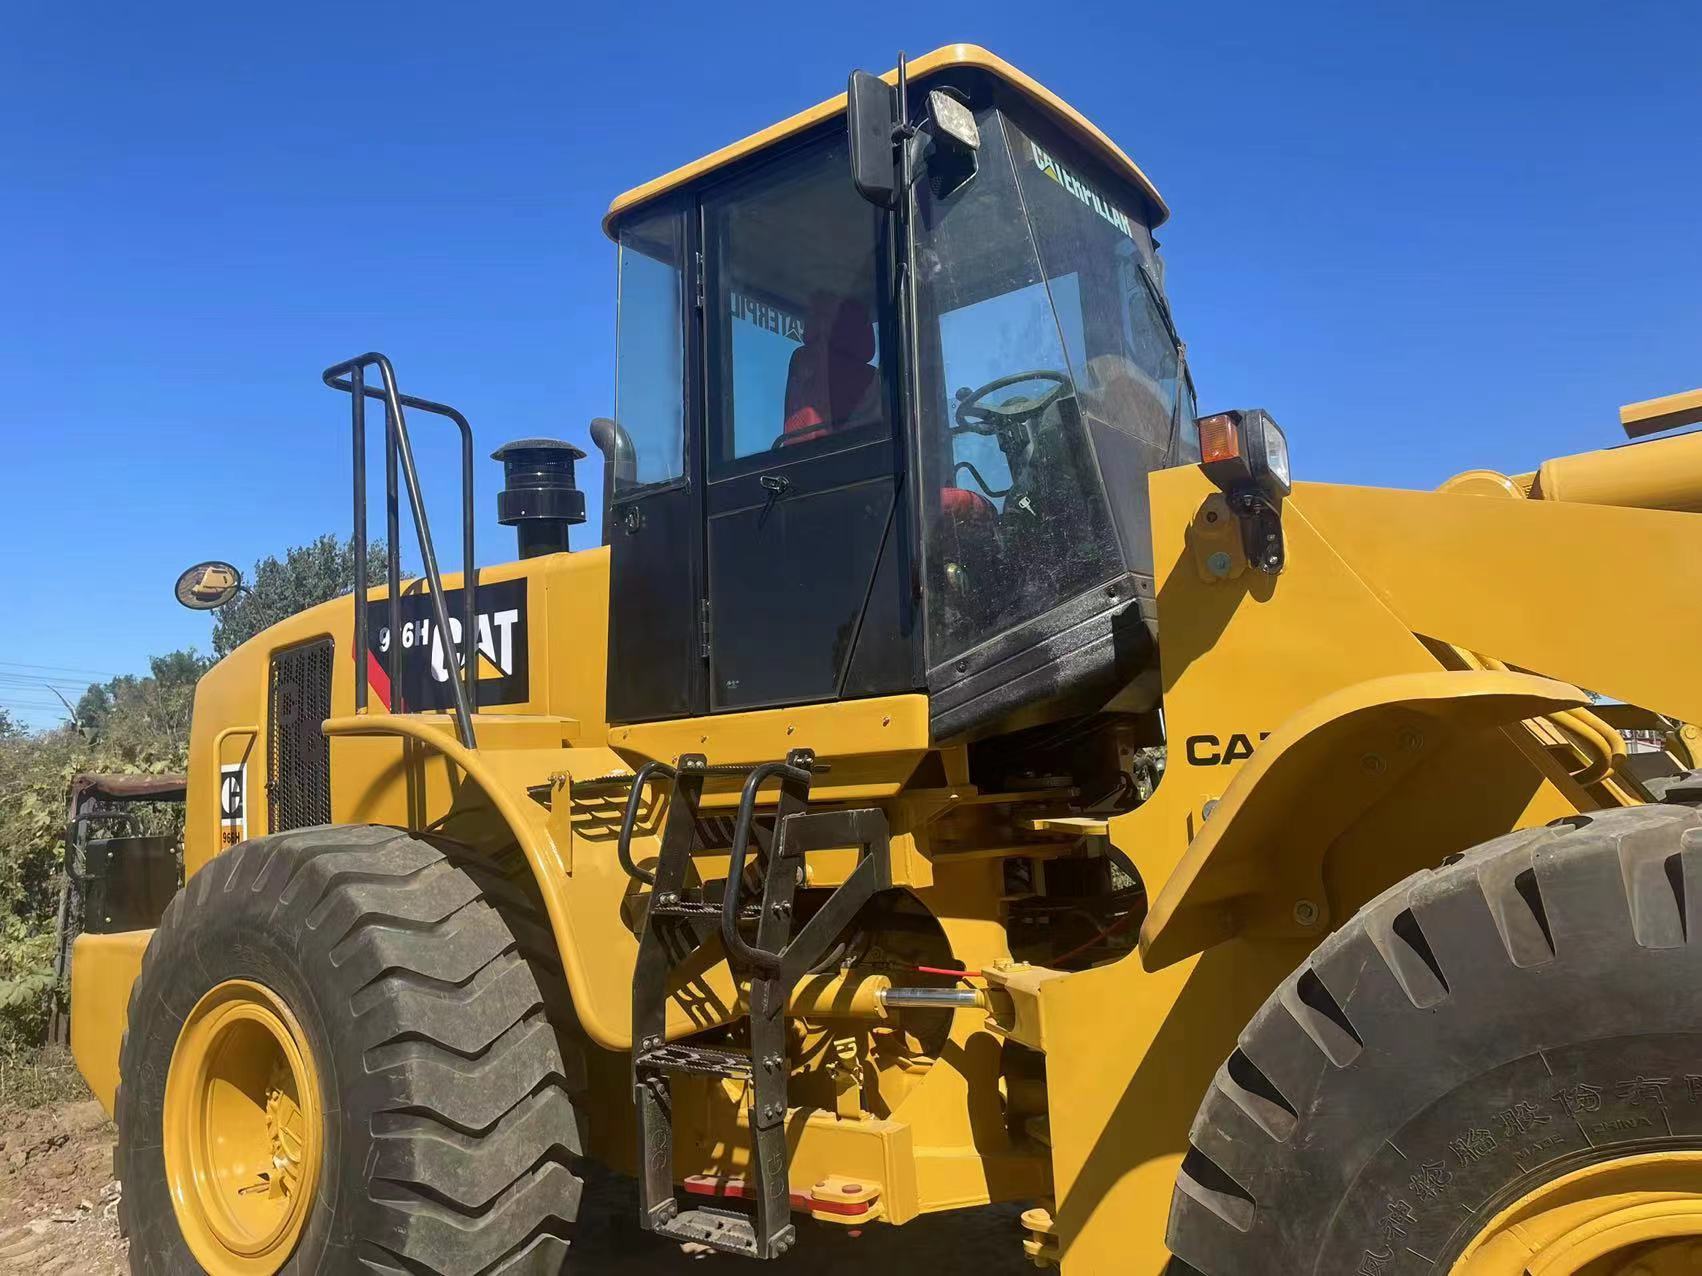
top-left (617, 749), bottom-right (891, 1259)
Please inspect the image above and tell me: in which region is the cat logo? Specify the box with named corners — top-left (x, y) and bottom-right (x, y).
top-left (1184, 732), bottom-right (1271, 766)
top-left (218, 762), bottom-right (246, 848)
top-left (364, 576), bottom-right (530, 712)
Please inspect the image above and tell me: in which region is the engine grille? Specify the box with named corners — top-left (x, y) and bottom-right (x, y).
top-left (268, 638), bottom-right (334, 832)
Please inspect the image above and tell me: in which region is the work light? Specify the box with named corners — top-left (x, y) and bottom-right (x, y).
top-left (1198, 408), bottom-right (1291, 499)
top-left (928, 89), bottom-right (980, 152)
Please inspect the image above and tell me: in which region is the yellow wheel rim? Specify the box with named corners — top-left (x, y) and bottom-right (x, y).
top-left (1452, 1152), bottom-right (1702, 1275)
top-left (163, 979), bottom-right (323, 1275)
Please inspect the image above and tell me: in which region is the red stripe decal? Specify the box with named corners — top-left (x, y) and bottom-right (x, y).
top-left (366, 651), bottom-right (392, 709)
top-left (349, 641), bottom-right (393, 711)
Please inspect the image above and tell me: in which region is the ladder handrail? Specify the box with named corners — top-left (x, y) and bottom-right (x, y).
top-left (616, 760), bottom-right (675, 886)
top-left (322, 352), bottom-right (478, 749)
top-left (722, 752), bottom-right (814, 973)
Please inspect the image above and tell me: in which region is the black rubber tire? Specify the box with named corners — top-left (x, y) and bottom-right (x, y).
top-left (1168, 803), bottom-right (1702, 1275)
top-left (1646, 768), bottom-right (1702, 804)
top-left (116, 825), bottom-right (586, 1274)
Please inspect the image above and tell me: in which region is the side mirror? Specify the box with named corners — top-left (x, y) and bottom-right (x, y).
top-left (847, 70), bottom-right (899, 209)
top-left (174, 560), bottom-right (243, 610)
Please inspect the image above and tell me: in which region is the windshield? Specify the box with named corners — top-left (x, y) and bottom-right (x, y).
top-left (914, 107), bottom-right (1185, 669)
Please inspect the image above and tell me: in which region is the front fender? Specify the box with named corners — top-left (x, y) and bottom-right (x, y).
top-left (70, 929), bottom-right (154, 1115)
top-left (1137, 670), bottom-right (1588, 969)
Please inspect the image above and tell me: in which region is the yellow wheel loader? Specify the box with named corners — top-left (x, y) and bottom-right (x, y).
top-left (68, 43), bottom-right (1702, 1276)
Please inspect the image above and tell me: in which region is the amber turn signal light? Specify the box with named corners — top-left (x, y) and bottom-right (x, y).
top-left (1198, 414), bottom-right (1242, 466)
top-left (1198, 408), bottom-right (1292, 500)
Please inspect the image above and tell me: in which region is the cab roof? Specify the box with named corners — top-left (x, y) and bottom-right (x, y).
top-left (602, 43), bottom-right (1169, 238)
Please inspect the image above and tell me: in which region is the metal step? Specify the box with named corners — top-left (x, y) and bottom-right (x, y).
top-left (648, 897), bottom-right (721, 917)
top-left (699, 760), bottom-right (830, 778)
top-left (637, 1042), bottom-right (753, 1080)
top-left (656, 1206), bottom-right (796, 1258)
top-left (648, 893), bottom-right (761, 921)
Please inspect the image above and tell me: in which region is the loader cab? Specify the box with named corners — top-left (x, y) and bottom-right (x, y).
top-left (599, 48), bottom-right (1194, 740)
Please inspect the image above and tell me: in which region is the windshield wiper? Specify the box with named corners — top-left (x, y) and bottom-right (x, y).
top-left (1135, 260), bottom-right (1197, 445)
top-left (1138, 261), bottom-right (1184, 355)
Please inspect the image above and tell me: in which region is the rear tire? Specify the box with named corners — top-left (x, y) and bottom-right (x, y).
top-left (117, 825), bottom-right (586, 1274)
top-left (1167, 803), bottom-right (1702, 1274)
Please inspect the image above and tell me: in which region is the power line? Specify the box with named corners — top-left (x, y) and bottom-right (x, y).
top-left (0, 673), bottom-right (97, 689)
top-left (0, 659), bottom-right (123, 679)
top-left (0, 658), bottom-right (121, 673)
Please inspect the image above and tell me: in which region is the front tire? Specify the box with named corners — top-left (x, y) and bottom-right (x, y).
top-left (1168, 804), bottom-right (1702, 1274)
top-left (117, 825), bottom-right (585, 1274)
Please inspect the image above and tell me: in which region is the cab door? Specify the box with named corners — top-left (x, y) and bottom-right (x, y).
top-left (699, 138), bottom-right (912, 713)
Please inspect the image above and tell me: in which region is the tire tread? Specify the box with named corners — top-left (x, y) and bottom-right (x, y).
top-left (116, 825), bottom-right (583, 1275)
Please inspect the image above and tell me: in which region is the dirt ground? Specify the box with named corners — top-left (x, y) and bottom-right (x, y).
top-left (0, 1091), bottom-right (1035, 1274)
top-left (0, 1096), bottom-right (126, 1273)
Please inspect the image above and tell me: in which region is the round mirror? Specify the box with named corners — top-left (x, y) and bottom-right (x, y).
top-left (174, 561), bottom-right (243, 610)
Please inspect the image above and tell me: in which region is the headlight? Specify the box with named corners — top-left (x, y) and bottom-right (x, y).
top-left (1260, 414), bottom-right (1291, 491)
top-left (1198, 408), bottom-right (1292, 500)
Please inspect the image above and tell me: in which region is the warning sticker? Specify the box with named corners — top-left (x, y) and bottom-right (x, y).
top-left (363, 576), bottom-right (529, 712)
top-left (219, 762), bottom-right (246, 849)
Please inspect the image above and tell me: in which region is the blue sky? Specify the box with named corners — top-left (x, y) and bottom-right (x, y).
top-left (3, 1), bottom-right (1698, 726)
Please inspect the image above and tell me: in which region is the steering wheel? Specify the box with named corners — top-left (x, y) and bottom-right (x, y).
top-left (952, 370), bottom-right (1072, 435)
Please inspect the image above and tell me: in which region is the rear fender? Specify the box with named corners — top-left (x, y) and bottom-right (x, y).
top-left (320, 715), bottom-right (658, 1050)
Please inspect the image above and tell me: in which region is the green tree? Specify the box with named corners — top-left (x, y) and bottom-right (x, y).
top-left (0, 715), bottom-right (89, 1060)
top-left (0, 722), bottom-right (86, 931)
top-left (0, 533), bottom-right (385, 1062)
top-left (73, 650), bottom-right (210, 763)
top-left (0, 655), bottom-right (207, 1059)
top-left (0, 651), bottom-right (206, 934)
top-left (211, 534), bottom-right (388, 658)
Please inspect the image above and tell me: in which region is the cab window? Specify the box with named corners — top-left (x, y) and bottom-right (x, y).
top-left (936, 274), bottom-right (1084, 512)
top-left (913, 108), bottom-right (1124, 667)
top-left (613, 207), bottom-right (688, 492)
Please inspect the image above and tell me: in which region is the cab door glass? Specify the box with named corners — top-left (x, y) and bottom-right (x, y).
top-left (705, 140), bottom-right (887, 470)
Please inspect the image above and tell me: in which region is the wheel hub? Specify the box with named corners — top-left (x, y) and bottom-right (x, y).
top-left (1452, 1152), bottom-right (1702, 1275)
top-left (163, 979), bottom-right (323, 1275)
